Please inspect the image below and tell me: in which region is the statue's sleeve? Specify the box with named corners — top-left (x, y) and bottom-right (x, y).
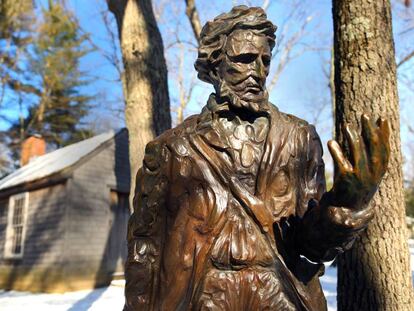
top-left (295, 125), bottom-right (360, 263)
top-left (124, 141), bottom-right (169, 311)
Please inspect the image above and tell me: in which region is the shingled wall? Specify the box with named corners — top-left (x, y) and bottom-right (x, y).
top-left (0, 130), bottom-right (130, 292)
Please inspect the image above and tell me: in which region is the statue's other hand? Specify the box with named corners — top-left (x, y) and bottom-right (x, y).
top-left (327, 114), bottom-right (390, 209)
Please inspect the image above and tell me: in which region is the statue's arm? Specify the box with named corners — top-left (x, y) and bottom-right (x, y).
top-left (124, 142), bottom-right (169, 311)
top-left (296, 116), bottom-right (390, 263)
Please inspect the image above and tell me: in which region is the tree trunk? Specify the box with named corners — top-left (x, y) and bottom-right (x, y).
top-left (184, 0), bottom-right (202, 44)
top-left (107, 0), bottom-right (171, 205)
top-left (333, 1), bottom-right (414, 310)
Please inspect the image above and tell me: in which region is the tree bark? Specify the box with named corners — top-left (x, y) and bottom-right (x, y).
top-left (107, 0), bottom-right (171, 205)
top-left (333, 1), bottom-right (414, 310)
top-left (184, 0), bottom-right (202, 44)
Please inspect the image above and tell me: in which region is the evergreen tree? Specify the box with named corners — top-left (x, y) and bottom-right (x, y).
top-left (0, 0), bottom-right (35, 171)
top-left (0, 0), bottom-right (35, 115)
top-left (4, 0), bottom-right (94, 164)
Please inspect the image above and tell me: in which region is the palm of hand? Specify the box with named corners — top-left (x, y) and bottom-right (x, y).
top-left (327, 114), bottom-right (390, 209)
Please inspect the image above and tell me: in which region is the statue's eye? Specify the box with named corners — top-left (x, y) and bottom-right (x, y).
top-left (262, 55), bottom-right (271, 66)
top-left (230, 53), bottom-right (257, 64)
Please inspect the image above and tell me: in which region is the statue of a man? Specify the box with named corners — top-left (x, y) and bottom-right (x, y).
top-left (124, 6), bottom-right (390, 311)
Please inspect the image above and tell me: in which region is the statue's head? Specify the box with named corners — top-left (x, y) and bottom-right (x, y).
top-left (195, 6), bottom-right (277, 113)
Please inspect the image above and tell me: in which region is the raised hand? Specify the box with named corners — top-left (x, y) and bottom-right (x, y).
top-left (327, 114), bottom-right (390, 209)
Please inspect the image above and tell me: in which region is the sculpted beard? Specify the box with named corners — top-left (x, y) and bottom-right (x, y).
top-left (217, 74), bottom-right (269, 113)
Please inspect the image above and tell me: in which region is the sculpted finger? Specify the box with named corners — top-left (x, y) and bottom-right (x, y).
top-left (361, 114), bottom-right (383, 175)
top-left (344, 124), bottom-right (358, 166)
top-left (328, 140), bottom-right (353, 173)
top-left (377, 118), bottom-right (390, 141)
top-left (344, 123), bottom-right (368, 171)
top-left (361, 114), bottom-right (379, 156)
top-left (347, 207), bottom-right (375, 231)
top-left (377, 118), bottom-right (391, 165)
top-left (367, 118), bottom-right (391, 180)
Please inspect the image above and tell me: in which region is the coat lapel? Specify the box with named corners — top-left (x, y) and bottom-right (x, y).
top-left (256, 105), bottom-right (297, 201)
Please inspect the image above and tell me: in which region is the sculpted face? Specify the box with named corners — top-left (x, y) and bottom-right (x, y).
top-left (217, 29), bottom-right (271, 112)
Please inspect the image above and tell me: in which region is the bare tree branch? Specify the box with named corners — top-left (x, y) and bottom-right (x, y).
top-left (267, 13), bottom-right (314, 92)
top-left (184, 0), bottom-right (202, 44)
top-left (399, 72), bottom-right (414, 93)
top-left (174, 43), bottom-right (196, 124)
top-left (106, 0), bottom-right (127, 37)
top-left (262, 0), bottom-right (270, 11)
top-left (397, 50), bottom-right (414, 67)
top-left (153, 0), bottom-right (168, 21)
top-left (176, 43), bottom-right (186, 123)
top-left (165, 38), bottom-right (198, 50)
top-left (76, 3), bottom-right (126, 121)
top-left (99, 9), bottom-right (124, 77)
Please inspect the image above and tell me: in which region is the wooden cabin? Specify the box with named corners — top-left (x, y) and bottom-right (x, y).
top-left (0, 129), bottom-right (130, 293)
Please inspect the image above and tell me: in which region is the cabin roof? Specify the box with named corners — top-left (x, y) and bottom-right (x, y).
top-left (0, 130), bottom-right (123, 191)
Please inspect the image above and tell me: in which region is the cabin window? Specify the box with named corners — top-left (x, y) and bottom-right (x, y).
top-left (4, 192), bottom-right (29, 259)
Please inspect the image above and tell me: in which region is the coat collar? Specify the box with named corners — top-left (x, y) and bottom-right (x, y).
top-left (194, 93), bottom-right (286, 198)
top-left (196, 93), bottom-right (275, 151)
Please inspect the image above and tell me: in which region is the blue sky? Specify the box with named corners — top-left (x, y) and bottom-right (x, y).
top-left (2, 0), bottom-right (413, 175)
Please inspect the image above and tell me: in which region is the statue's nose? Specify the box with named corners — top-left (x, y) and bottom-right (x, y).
top-left (255, 57), bottom-right (266, 79)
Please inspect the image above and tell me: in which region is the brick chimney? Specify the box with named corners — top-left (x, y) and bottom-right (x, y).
top-left (21, 135), bottom-right (46, 166)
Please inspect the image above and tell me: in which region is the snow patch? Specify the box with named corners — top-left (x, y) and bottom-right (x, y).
top-left (0, 241), bottom-right (412, 311)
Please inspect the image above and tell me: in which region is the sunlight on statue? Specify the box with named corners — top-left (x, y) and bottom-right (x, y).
top-left (124, 6), bottom-right (390, 311)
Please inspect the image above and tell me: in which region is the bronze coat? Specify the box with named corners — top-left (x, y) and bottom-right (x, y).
top-left (124, 98), bottom-right (332, 311)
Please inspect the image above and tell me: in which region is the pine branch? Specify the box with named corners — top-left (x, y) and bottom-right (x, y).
top-left (7, 78), bottom-right (42, 96)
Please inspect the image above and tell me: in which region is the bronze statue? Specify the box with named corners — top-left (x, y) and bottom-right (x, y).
top-left (124, 6), bottom-right (390, 311)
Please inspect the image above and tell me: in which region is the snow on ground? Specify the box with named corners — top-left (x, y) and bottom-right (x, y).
top-left (321, 264), bottom-right (338, 311)
top-left (1, 242), bottom-right (413, 311)
top-left (0, 282), bottom-right (125, 311)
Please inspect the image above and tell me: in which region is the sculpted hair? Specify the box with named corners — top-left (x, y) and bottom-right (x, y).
top-left (194, 6), bottom-right (277, 85)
